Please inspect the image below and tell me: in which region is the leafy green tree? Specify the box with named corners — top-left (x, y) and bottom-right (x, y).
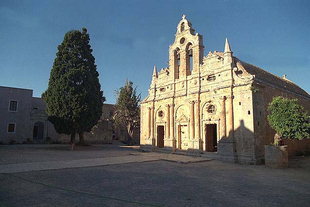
top-left (114, 80), bottom-right (140, 144)
top-left (43, 28), bottom-right (104, 144)
top-left (267, 96), bottom-right (310, 140)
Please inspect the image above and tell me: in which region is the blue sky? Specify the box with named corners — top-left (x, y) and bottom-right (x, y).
top-left (0, 0), bottom-right (309, 103)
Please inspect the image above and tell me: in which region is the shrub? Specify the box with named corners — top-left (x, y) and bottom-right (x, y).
top-left (267, 96), bottom-right (310, 140)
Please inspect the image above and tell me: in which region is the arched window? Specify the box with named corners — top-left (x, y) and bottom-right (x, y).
top-left (188, 48), bottom-right (193, 72)
top-left (180, 22), bottom-right (185, 32)
top-left (186, 43), bottom-right (193, 73)
top-left (175, 48), bottom-right (180, 79)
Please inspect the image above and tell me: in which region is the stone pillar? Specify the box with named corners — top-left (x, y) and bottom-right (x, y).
top-left (170, 104), bottom-right (175, 149)
top-left (179, 50), bottom-right (187, 78)
top-left (148, 107), bottom-right (151, 138)
top-left (195, 100), bottom-right (202, 150)
top-left (226, 95), bottom-right (234, 139)
top-left (190, 101), bottom-right (195, 139)
top-left (166, 104), bottom-right (170, 139)
top-left (150, 106), bottom-right (155, 146)
top-left (220, 97), bottom-right (226, 139)
top-left (195, 100), bottom-right (200, 139)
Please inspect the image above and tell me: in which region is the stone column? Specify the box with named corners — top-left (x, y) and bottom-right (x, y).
top-left (170, 104), bottom-right (175, 149)
top-left (220, 97), bottom-right (226, 139)
top-left (166, 104), bottom-right (170, 139)
top-left (150, 106), bottom-right (155, 146)
top-left (148, 107), bottom-right (151, 139)
top-left (190, 101), bottom-right (195, 139)
top-left (195, 100), bottom-right (202, 150)
top-left (226, 95), bottom-right (234, 139)
top-left (195, 100), bottom-right (200, 140)
top-left (180, 50), bottom-right (187, 78)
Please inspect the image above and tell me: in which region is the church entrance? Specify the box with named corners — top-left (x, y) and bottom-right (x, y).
top-left (205, 124), bottom-right (217, 152)
top-left (157, 125), bottom-right (165, 148)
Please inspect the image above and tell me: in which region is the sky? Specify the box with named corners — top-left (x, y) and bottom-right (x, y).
top-left (0, 0), bottom-right (309, 104)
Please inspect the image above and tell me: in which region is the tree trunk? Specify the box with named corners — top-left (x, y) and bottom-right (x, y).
top-left (78, 132), bottom-right (85, 145)
top-left (70, 133), bottom-right (75, 144)
top-left (70, 133), bottom-right (75, 150)
top-left (127, 123), bottom-right (134, 145)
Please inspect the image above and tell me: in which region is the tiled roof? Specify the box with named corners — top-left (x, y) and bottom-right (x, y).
top-left (235, 58), bottom-right (310, 98)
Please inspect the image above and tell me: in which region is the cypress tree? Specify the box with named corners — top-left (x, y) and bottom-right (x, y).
top-left (114, 80), bottom-right (140, 144)
top-left (43, 28), bottom-right (104, 144)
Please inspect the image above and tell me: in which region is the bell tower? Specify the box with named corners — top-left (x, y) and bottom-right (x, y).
top-left (169, 15), bottom-right (204, 79)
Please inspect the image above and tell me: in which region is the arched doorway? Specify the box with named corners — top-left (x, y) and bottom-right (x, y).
top-left (33, 122), bottom-right (44, 141)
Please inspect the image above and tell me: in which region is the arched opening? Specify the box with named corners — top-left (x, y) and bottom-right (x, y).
top-left (186, 43), bottom-right (193, 74)
top-left (180, 22), bottom-right (185, 32)
top-left (174, 48), bottom-right (180, 79)
top-left (33, 121), bottom-right (44, 141)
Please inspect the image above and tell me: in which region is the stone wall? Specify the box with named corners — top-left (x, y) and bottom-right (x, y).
top-left (282, 138), bottom-right (310, 157)
top-left (252, 83), bottom-right (310, 161)
top-left (58, 104), bottom-right (115, 144)
top-left (0, 86), bottom-right (33, 143)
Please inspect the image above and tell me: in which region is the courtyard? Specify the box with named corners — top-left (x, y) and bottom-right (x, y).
top-left (0, 144), bottom-right (309, 207)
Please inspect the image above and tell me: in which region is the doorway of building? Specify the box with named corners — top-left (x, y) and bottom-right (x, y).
top-left (33, 122), bottom-right (44, 141)
top-left (205, 124), bottom-right (217, 152)
top-left (157, 125), bottom-right (165, 148)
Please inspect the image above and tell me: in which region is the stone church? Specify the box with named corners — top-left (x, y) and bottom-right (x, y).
top-left (140, 15), bottom-right (310, 164)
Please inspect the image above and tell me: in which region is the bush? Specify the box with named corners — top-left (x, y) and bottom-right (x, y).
top-left (267, 96), bottom-right (310, 140)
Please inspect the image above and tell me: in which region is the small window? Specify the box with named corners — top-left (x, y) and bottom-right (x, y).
top-left (9, 101), bottom-right (18, 112)
top-left (248, 110), bottom-right (251, 115)
top-left (160, 88), bottom-right (166, 92)
top-left (8, 123), bottom-right (15, 133)
top-left (158, 110), bottom-right (164, 118)
top-left (207, 75), bottom-right (216, 81)
top-left (180, 37), bottom-right (185, 44)
top-left (239, 102), bottom-right (241, 105)
top-left (207, 105), bottom-right (216, 114)
top-left (257, 121), bottom-right (260, 126)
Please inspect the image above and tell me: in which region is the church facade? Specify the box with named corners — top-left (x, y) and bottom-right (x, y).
top-left (140, 15), bottom-right (310, 164)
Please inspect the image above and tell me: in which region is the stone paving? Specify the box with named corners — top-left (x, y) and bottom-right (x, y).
top-left (0, 144), bottom-right (211, 173)
top-left (0, 144), bottom-right (310, 207)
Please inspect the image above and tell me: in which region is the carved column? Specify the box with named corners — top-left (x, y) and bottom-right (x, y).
top-left (150, 106), bottom-right (155, 145)
top-left (170, 104), bottom-right (175, 148)
top-left (220, 96), bottom-right (226, 139)
top-left (148, 107), bottom-right (151, 138)
top-left (226, 95), bottom-right (234, 139)
top-left (195, 100), bottom-right (200, 140)
top-left (190, 101), bottom-right (195, 139)
top-left (166, 104), bottom-right (170, 139)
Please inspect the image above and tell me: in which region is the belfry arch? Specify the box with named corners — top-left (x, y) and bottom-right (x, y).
top-left (186, 43), bottom-right (193, 74)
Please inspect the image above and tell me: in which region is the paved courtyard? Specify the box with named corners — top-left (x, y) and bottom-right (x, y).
top-left (0, 144), bottom-right (310, 207)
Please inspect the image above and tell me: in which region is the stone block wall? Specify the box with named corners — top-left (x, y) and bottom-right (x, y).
top-left (282, 138), bottom-right (310, 157)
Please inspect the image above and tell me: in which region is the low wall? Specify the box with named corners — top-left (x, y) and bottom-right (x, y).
top-left (282, 138), bottom-right (310, 157)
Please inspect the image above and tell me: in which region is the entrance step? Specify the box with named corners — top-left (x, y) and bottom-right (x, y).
top-left (140, 145), bottom-right (220, 160)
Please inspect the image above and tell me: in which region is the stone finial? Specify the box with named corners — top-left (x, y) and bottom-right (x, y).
top-left (224, 38), bottom-right (232, 53)
top-left (182, 14), bottom-right (186, 19)
top-left (152, 65), bottom-right (158, 78)
top-left (282, 74), bottom-right (287, 79)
